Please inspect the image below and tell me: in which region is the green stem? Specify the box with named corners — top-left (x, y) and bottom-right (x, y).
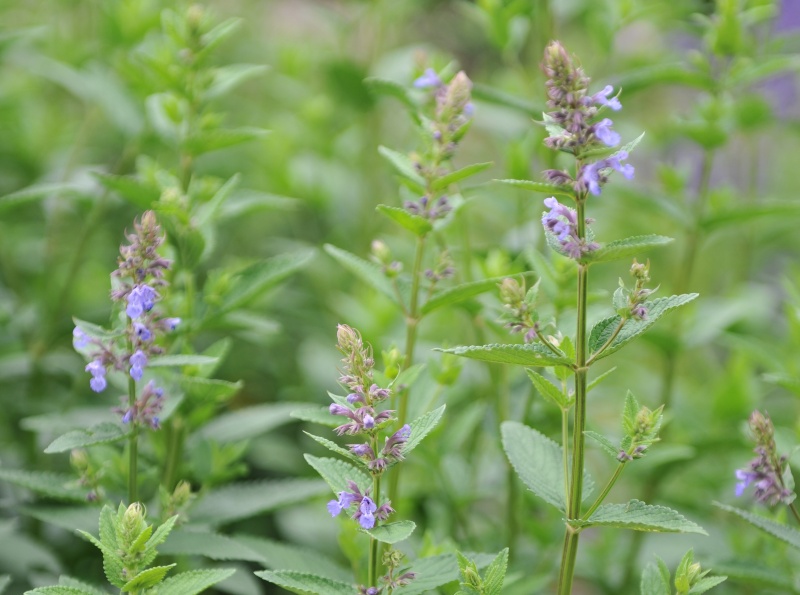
top-left (581, 463), bottom-right (625, 521)
top-left (586, 318), bottom-right (627, 366)
top-left (558, 198), bottom-right (589, 595)
top-left (562, 407), bottom-right (571, 509)
top-left (127, 365), bottom-right (139, 505)
top-left (162, 416), bottom-right (184, 491)
top-left (369, 468), bottom-right (381, 588)
top-left (789, 503), bottom-right (800, 526)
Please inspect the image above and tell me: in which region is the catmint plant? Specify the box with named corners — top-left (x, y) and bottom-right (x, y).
top-left (73, 210), bottom-right (177, 504)
top-left (445, 41), bottom-right (707, 593)
top-left (258, 324), bottom-right (452, 594)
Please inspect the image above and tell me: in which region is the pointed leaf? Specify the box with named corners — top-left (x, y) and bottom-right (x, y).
top-left (324, 244), bottom-right (409, 306)
top-left (701, 202), bottom-right (800, 232)
top-left (304, 455), bottom-right (371, 495)
top-left (44, 422), bottom-right (128, 453)
top-left (121, 565), bottom-right (176, 591)
top-left (195, 173), bottom-right (240, 226)
top-left (234, 535), bottom-right (351, 582)
top-left (364, 77), bottom-right (417, 113)
top-left (494, 178), bottom-right (573, 199)
top-left (190, 479), bottom-right (328, 526)
top-left (439, 343), bottom-right (572, 367)
top-left (403, 405), bottom-right (445, 457)
top-left (640, 559), bottom-right (671, 595)
top-left (689, 576), bottom-right (727, 594)
top-left (206, 64), bottom-right (268, 100)
top-left (160, 529), bottom-right (264, 562)
top-left (587, 366), bottom-right (617, 392)
top-left (157, 569), bottom-right (237, 595)
top-left (95, 174), bottom-right (158, 209)
top-left (256, 570), bottom-right (354, 595)
top-left (714, 502), bottom-right (800, 549)
top-left (364, 520), bottom-right (416, 544)
top-left (193, 402), bottom-right (302, 443)
top-left (483, 548), bottom-right (509, 595)
top-left (433, 162), bottom-right (492, 190)
top-left (147, 355), bottom-right (219, 367)
top-left (421, 274), bottom-right (533, 316)
top-left (184, 127), bottom-right (269, 155)
top-left (376, 205), bottom-right (432, 236)
top-left (305, 433), bottom-right (363, 465)
top-left (584, 431), bottom-right (619, 459)
top-left (576, 500), bottom-right (707, 534)
top-left (291, 406), bottom-right (340, 427)
top-left (588, 294), bottom-right (699, 361)
top-left (0, 469), bottom-right (88, 502)
top-left (586, 235), bottom-right (673, 264)
top-left (0, 183), bottom-right (83, 212)
top-left (56, 578), bottom-right (106, 595)
top-left (377, 146), bottom-right (426, 193)
top-left (501, 421), bottom-right (593, 511)
top-left (24, 589), bottom-right (96, 595)
top-left (526, 369), bottom-right (568, 409)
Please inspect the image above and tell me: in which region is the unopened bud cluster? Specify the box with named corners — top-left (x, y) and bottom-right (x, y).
top-left (499, 277), bottom-right (541, 343)
top-left (734, 411), bottom-right (794, 505)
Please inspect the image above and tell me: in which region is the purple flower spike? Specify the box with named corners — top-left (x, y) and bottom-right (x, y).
top-left (358, 496), bottom-right (377, 529)
top-left (126, 284), bottom-right (157, 319)
top-left (593, 118), bottom-right (620, 147)
top-left (414, 68), bottom-right (442, 89)
top-left (130, 349), bottom-right (147, 381)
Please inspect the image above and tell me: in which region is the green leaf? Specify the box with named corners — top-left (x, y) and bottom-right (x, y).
top-left (305, 433), bottom-right (363, 465)
top-left (482, 548), bottom-right (509, 595)
top-left (394, 552), bottom-right (497, 595)
top-left (0, 576), bottom-right (9, 595)
top-left (581, 131), bottom-right (646, 161)
top-left (196, 174), bottom-right (240, 227)
top-left (324, 244), bottom-right (409, 306)
top-left (526, 369), bottom-right (569, 409)
top-left (376, 205), bottom-right (432, 236)
top-left (403, 405), bottom-right (446, 457)
top-left (700, 202), bottom-right (800, 233)
top-left (184, 126), bottom-right (269, 155)
top-left (493, 179), bottom-right (573, 199)
top-left (689, 576), bottom-right (727, 594)
top-left (471, 82), bottom-right (540, 116)
top-left (587, 366), bottom-right (617, 392)
top-left (234, 535), bottom-right (351, 582)
top-left (364, 520), bottom-right (416, 544)
top-left (291, 406), bottom-right (340, 427)
top-left (364, 77), bottom-right (417, 113)
top-left (439, 343), bottom-right (572, 367)
top-left (160, 529), bottom-right (263, 562)
top-left (157, 569), bottom-right (237, 595)
top-left (433, 162), bottom-right (492, 190)
top-left (616, 63), bottom-right (712, 93)
top-left (44, 422), bottom-right (128, 453)
top-left (584, 431), bottom-right (619, 459)
top-left (206, 64), bottom-right (268, 100)
top-left (24, 588), bottom-right (96, 595)
top-left (714, 502), bottom-right (800, 549)
top-left (95, 173), bottom-right (158, 209)
top-left (588, 294), bottom-right (699, 361)
top-left (0, 183), bottom-right (84, 212)
top-left (193, 402), bottom-right (302, 443)
top-left (55, 578), bottom-right (106, 595)
top-left (586, 235), bottom-right (673, 264)
top-left (501, 421), bottom-right (592, 511)
top-left (709, 560), bottom-right (797, 592)
top-left (0, 469), bottom-right (88, 502)
top-left (421, 274), bottom-right (533, 316)
top-left (640, 559), bottom-right (671, 595)
top-left (304, 455), bottom-right (371, 495)
top-left (121, 565), bottom-right (176, 591)
top-left (255, 571), bottom-right (355, 595)
top-left (22, 506), bottom-right (100, 533)
top-left (148, 355), bottom-right (219, 367)
top-left (378, 146), bottom-right (426, 193)
top-left (218, 249), bottom-right (315, 314)
top-left (180, 376), bottom-right (243, 405)
top-left (190, 479), bottom-right (328, 526)
top-left (576, 500), bottom-right (707, 534)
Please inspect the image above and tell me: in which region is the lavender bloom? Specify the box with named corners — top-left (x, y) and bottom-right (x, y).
top-left (541, 197), bottom-right (600, 260)
top-left (579, 151), bottom-right (634, 196)
top-left (126, 284), bottom-right (157, 319)
top-left (133, 322), bottom-right (152, 341)
top-left (85, 359), bottom-right (107, 393)
top-left (631, 305), bottom-right (648, 320)
top-left (735, 446), bottom-right (793, 505)
top-left (414, 68), bottom-right (442, 89)
top-left (161, 317), bottom-right (181, 331)
top-left (587, 85), bottom-right (622, 111)
top-left (73, 327), bottom-right (89, 349)
top-left (122, 410), bottom-right (133, 424)
top-left (363, 414), bottom-right (375, 430)
top-left (592, 118), bottom-right (620, 146)
top-left (347, 392), bottom-right (365, 404)
top-left (327, 489), bottom-right (359, 516)
top-left (357, 496), bottom-right (377, 529)
top-left (382, 424), bottom-right (412, 460)
top-left (349, 443), bottom-right (376, 458)
top-left (369, 384), bottom-right (391, 402)
top-left (129, 350), bottom-right (148, 381)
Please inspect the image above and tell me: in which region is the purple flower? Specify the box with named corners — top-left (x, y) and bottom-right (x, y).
top-left (414, 68), bottom-right (442, 89)
top-left (369, 384), bottom-right (391, 402)
top-left (126, 284), bottom-right (157, 319)
top-left (734, 446), bottom-right (793, 505)
top-left (349, 443), bottom-right (375, 458)
top-left (588, 85), bottom-right (622, 111)
top-left (85, 359), bottom-right (107, 393)
top-left (73, 327), bottom-right (89, 349)
top-left (631, 305), bottom-right (648, 320)
top-left (90, 376), bottom-right (107, 392)
top-left (133, 322), bottom-right (152, 341)
top-left (347, 392), bottom-right (365, 404)
top-left (363, 414), bottom-right (375, 430)
top-left (542, 196), bottom-right (578, 241)
top-left (592, 118), bottom-right (620, 146)
top-left (579, 151), bottom-right (634, 196)
top-left (162, 317), bottom-right (181, 331)
top-left (358, 496), bottom-right (377, 529)
top-left (383, 424), bottom-right (412, 460)
top-left (130, 349), bottom-right (147, 381)
top-left (327, 489), bottom-right (359, 517)
top-left (330, 403), bottom-right (352, 417)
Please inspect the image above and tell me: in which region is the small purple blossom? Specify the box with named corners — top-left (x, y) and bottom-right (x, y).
top-left (382, 424), bottom-right (412, 460)
top-left (358, 496), bottom-right (377, 529)
top-left (126, 284), bottom-right (157, 319)
top-left (330, 403), bottom-right (352, 417)
top-left (327, 489), bottom-right (359, 517)
top-left (129, 350), bottom-right (148, 381)
top-left (579, 151), bottom-right (634, 196)
top-left (133, 322), bottom-right (152, 341)
top-left (349, 443), bottom-right (375, 458)
top-left (414, 68), bottom-right (442, 89)
top-left (162, 317), bottom-right (181, 331)
top-left (541, 197), bottom-right (600, 260)
top-left (735, 445), bottom-right (793, 505)
top-left (631, 305), bottom-right (648, 320)
top-left (85, 359), bottom-right (107, 393)
top-left (363, 414), bottom-right (375, 430)
top-left (347, 392), bottom-right (365, 404)
top-left (592, 118), bottom-right (620, 147)
top-left (587, 85), bottom-right (622, 111)
top-left (73, 327), bottom-right (89, 349)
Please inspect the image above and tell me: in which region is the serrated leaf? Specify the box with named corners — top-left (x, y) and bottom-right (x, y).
top-left (324, 244), bottom-right (409, 306)
top-left (44, 422), bottom-right (128, 453)
top-left (193, 402), bottom-right (302, 444)
top-left (56, 577), bottom-right (106, 595)
top-left (421, 274), bottom-right (533, 316)
top-left (190, 479), bottom-right (328, 526)
top-left (587, 366), bottom-right (617, 392)
top-left (586, 235), bottom-right (673, 264)
top-left (493, 179), bottom-right (573, 199)
top-left (584, 431), bottom-right (619, 458)
top-left (483, 548), bottom-right (509, 595)
top-left (206, 64), bottom-right (268, 100)
top-left (526, 369), bottom-right (568, 409)
top-left (304, 455), bottom-right (371, 495)
top-left (377, 146), bottom-right (426, 193)
top-left (588, 294), bottom-right (699, 361)
top-left (291, 407), bottom-right (340, 427)
top-left (0, 469), bottom-right (88, 502)
top-left (376, 205), bottom-right (432, 236)
top-left (24, 588), bottom-right (95, 595)
top-left (78, 528), bottom-right (125, 587)
top-left (148, 355), bottom-right (219, 367)
top-left (394, 552), bottom-right (497, 595)
top-left (121, 565), bottom-right (175, 591)
top-left (234, 535), bottom-right (351, 582)
top-left (433, 162), bottom-right (492, 190)
top-left (160, 529), bottom-right (263, 562)
top-left (364, 520), bottom-right (415, 544)
top-left (403, 405), bottom-right (445, 457)
top-left (144, 514), bottom-right (178, 557)
top-left (501, 421), bottom-right (593, 511)
top-left (714, 502), bottom-right (800, 549)
top-left (22, 506), bottom-right (100, 533)
top-left (576, 500), bottom-right (706, 534)
top-left (640, 560), bottom-right (671, 595)
top-left (688, 576), bottom-right (727, 594)
top-left (256, 570), bottom-right (354, 595)
top-left (157, 569), bottom-right (237, 595)
top-left (218, 250), bottom-right (315, 314)
top-left (305, 433), bottom-right (363, 465)
top-left (439, 343), bottom-right (572, 367)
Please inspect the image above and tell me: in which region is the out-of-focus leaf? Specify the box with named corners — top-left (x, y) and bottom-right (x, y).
top-left (155, 569), bottom-right (236, 595)
top-left (364, 520), bottom-right (415, 544)
top-left (44, 422), bottom-right (128, 453)
top-left (433, 162), bottom-right (492, 190)
top-left (615, 64), bottom-right (713, 93)
top-left (233, 535), bottom-right (351, 582)
top-left (255, 571), bottom-right (354, 595)
top-left (0, 469), bottom-right (87, 502)
top-left (494, 179), bottom-right (572, 199)
top-left (324, 244), bottom-right (409, 306)
top-left (714, 502), bottom-right (800, 549)
top-left (193, 403), bottom-right (301, 444)
top-left (376, 205), bottom-right (432, 236)
top-left (586, 235), bottom-right (673, 264)
top-left (700, 202), bottom-right (800, 232)
top-left (377, 146), bottom-right (426, 193)
top-left (184, 127), bottom-right (269, 155)
top-left (160, 529), bottom-right (263, 562)
top-left (471, 83), bottom-right (539, 116)
top-left (0, 183), bottom-right (83, 212)
top-left (206, 64), bottom-right (268, 100)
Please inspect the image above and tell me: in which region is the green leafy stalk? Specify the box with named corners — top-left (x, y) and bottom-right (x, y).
top-left (127, 332), bottom-right (139, 505)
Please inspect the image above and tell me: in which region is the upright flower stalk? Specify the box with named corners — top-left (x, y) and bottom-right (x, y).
top-left (73, 211), bottom-right (178, 503)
